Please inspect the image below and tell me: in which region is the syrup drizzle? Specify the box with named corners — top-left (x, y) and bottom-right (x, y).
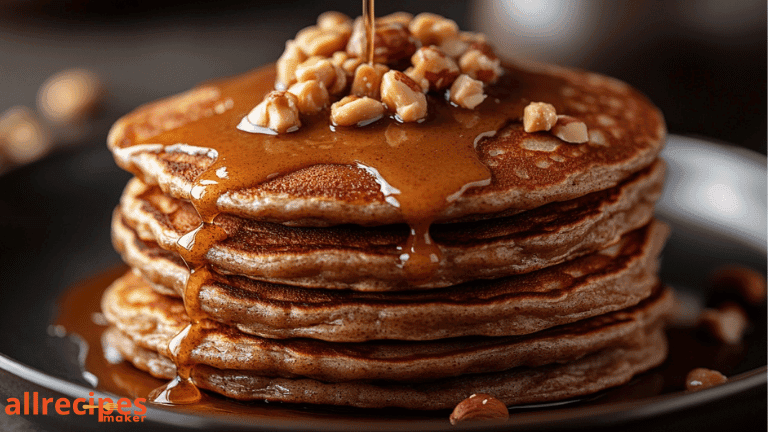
top-left (363, 0), bottom-right (375, 65)
top-left (123, 1), bottom-right (533, 405)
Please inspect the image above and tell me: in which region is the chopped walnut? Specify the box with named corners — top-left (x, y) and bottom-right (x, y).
top-left (378, 11), bottom-right (413, 27)
top-left (351, 63), bottom-right (389, 99)
top-left (330, 52), bottom-right (364, 78)
top-left (246, 91), bottom-right (301, 133)
top-left (381, 70), bottom-right (427, 122)
top-left (440, 32), bottom-right (493, 60)
top-left (317, 11), bottom-right (352, 35)
top-left (0, 106), bottom-right (52, 164)
top-left (459, 48), bottom-right (503, 84)
top-left (404, 67), bottom-right (429, 93)
top-left (439, 37), bottom-right (470, 58)
top-left (327, 66), bottom-right (348, 94)
top-left (331, 95), bottom-right (385, 127)
top-left (37, 68), bottom-right (103, 124)
top-left (287, 80), bottom-right (330, 115)
top-left (409, 12), bottom-right (459, 46)
top-left (276, 40), bottom-right (307, 89)
top-left (686, 368), bottom-right (728, 391)
top-left (450, 74), bottom-right (486, 109)
top-left (347, 18), bottom-right (417, 65)
top-left (709, 265), bottom-right (767, 306)
top-left (523, 102), bottom-right (558, 132)
top-left (460, 31), bottom-right (489, 45)
top-left (551, 115), bottom-right (588, 143)
top-left (698, 302), bottom-right (750, 344)
top-left (408, 46), bottom-right (460, 91)
top-left (244, 11), bottom-right (501, 134)
top-left (295, 26), bottom-right (349, 57)
top-left (295, 57), bottom-right (347, 95)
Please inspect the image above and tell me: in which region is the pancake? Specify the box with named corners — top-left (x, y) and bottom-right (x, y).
top-left (116, 160), bottom-right (664, 291)
top-left (102, 282), bottom-right (670, 382)
top-left (104, 323), bottom-right (667, 409)
top-left (113, 218), bottom-right (668, 342)
top-left (102, 266), bottom-right (671, 378)
top-left (107, 61), bottom-right (665, 227)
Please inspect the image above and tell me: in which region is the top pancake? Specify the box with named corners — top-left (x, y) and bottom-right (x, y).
top-left (107, 61), bottom-right (665, 227)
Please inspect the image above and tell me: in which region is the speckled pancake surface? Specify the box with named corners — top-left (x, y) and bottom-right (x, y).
top-left (116, 161), bottom-right (664, 291)
top-left (107, 61), bottom-right (665, 227)
top-left (102, 273), bottom-right (670, 382)
top-left (113, 217), bottom-right (668, 342)
top-left (104, 323), bottom-right (667, 409)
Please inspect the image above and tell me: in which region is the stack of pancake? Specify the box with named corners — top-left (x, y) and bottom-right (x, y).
top-left (103, 56), bottom-right (671, 409)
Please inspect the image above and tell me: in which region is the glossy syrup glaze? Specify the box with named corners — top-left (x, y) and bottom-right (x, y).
top-left (110, 2), bottom-right (532, 405)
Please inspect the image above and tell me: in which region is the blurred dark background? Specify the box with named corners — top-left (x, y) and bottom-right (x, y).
top-left (0, 0), bottom-right (765, 162)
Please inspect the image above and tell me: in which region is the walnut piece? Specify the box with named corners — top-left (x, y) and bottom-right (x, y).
top-left (0, 106), bottom-right (52, 164)
top-left (449, 393), bottom-right (509, 425)
top-left (330, 95), bottom-right (385, 127)
top-left (450, 74), bottom-right (486, 109)
top-left (380, 70), bottom-right (427, 122)
top-left (295, 57), bottom-right (347, 95)
top-left (709, 265), bottom-right (767, 306)
top-left (276, 40), bottom-right (307, 89)
top-left (37, 68), bottom-right (103, 124)
top-left (347, 19), bottom-right (417, 65)
top-left (402, 67), bottom-right (427, 93)
top-left (378, 11), bottom-right (413, 27)
top-left (551, 115), bottom-right (588, 143)
top-left (698, 302), bottom-right (749, 344)
top-left (317, 11), bottom-right (352, 35)
top-left (459, 48), bottom-right (503, 84)
top-left (330, 52), bottom-right (363, 78)
top-left (686, 368), bottom-right (728, 391)
top-left (523, 102), bottom-right (558, 132)
top-left (439, 37), bottom-right (470, 58)
top-left (295, 26), bottom-right (349, 57)
top-left (351, 63), bottom-right (389, 99)
top-left (408, 46), bottom-right (460, 92)
top-left (409, 12), bottom-right (459, 46)
top-left (245, 11), bottom-right (502, 134)
top-left (287, 80), bottom-right (329, 115)
top-left (246, 91), bottom-right (301, 133)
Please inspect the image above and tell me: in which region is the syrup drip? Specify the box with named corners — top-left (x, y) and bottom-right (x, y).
top-left (147, 320), bottom-right (215, 405)
top-left (149, 223), bottom-right (226, 404)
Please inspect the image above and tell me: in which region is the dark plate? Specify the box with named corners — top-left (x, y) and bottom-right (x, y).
top-left (0, 136), bottom-right (765, 431)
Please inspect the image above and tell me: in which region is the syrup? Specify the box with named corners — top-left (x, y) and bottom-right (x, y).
top-left (113, 0), bottom-right (517, 405)
top-left (363, 0), bottom-right (375, 65)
